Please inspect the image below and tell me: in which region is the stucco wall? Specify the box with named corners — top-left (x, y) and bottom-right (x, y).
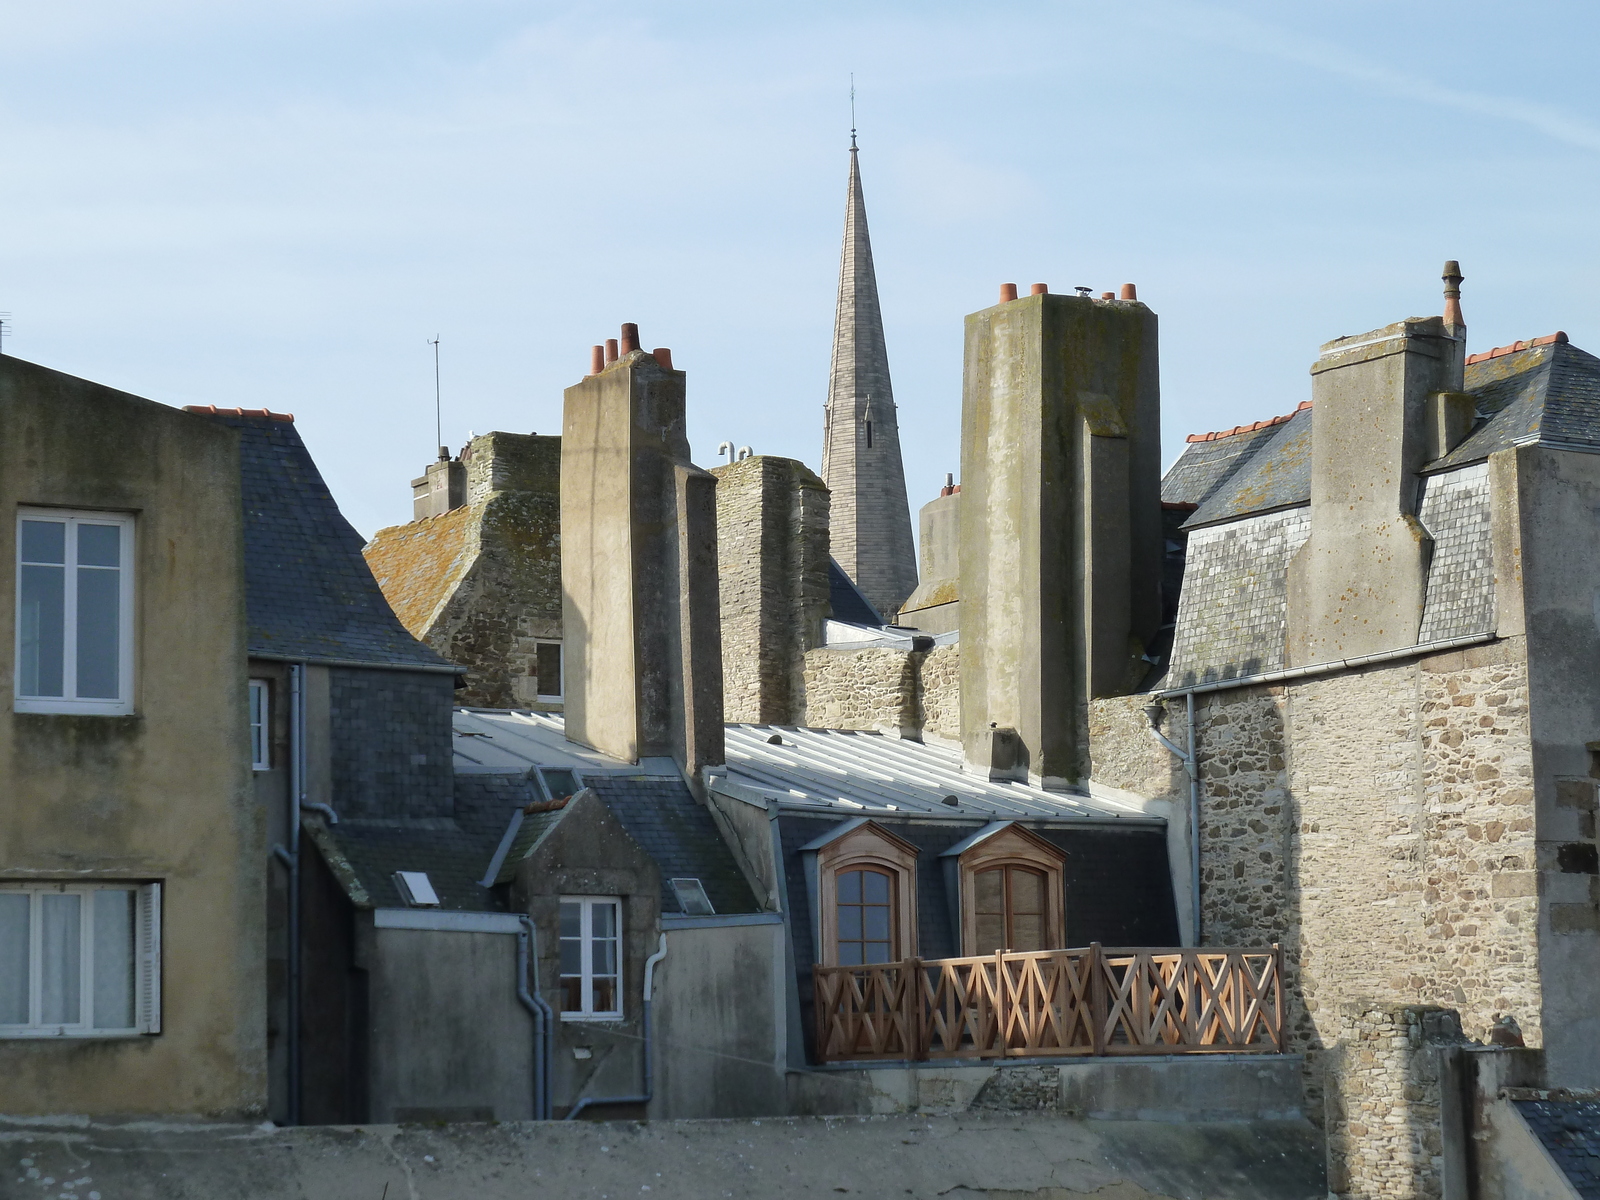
top-left (0, 355), bottom-right (265, 1117)
top-left (651, 922), bottom-right (787, 1119)
top-left (363, 925), bottom-right (535, 1123)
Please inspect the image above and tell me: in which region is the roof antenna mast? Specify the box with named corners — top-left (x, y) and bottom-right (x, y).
top-left (428, 335), bottom-right (444, 460)
top-left (850, 73), bottom-right (856, 149)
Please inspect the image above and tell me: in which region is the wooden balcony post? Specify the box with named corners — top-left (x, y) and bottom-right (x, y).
top-left (1272, 943), bottom-right (1285, 1053)
top-left (1089, 942), bottom-right (1105, 1056)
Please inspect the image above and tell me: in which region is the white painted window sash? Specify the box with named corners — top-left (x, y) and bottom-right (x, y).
top-left (560, 895), bottom-right (622, 1021)
top-left (248, 680), bottom-right (270, 770)
top-left (14, 509), bottom-right (136, 715)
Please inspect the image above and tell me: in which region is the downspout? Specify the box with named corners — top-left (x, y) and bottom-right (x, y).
top-left (565, 933), bottom-right (668, 1121)
top-left (276, 662), bottom-right (306, 1126)
top-left (516, 916), bottom-right (555, 1120)
top-left (1145, 696), bottom-right (1201, 946)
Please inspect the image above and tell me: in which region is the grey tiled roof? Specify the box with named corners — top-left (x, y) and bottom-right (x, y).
top-left (1514, 1099), bottom-right (1600, 1198)
top-left (306, 772), bottom-right (533, 911)
top-left (195, 412), bottom-right (453, 670)
top-left (1184, 408), bottom-right (1313, 529)
top-left (829, 559), bottom-right (884, 626)
top-left (1430, 339), bottom-right (1600, 469)
top-left (1161, 423), bottom-right (1283, 506)
top-left (587, 777), bottom-right (762, 916)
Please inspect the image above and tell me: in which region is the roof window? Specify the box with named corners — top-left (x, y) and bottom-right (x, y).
top-left (394, 871), bottom-right (440, 908)
top-left (670, 878), bottom-right (716, 916)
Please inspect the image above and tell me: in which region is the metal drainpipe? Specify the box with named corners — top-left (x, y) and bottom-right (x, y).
top-left (516, 916), bottom-right (555, 1119)
top-left (286, 663), bottom-right (305, 1126)
top-left (564, 933), bottom-right (668, 1121)
top-left (1147, 695), bottom-right (1201, 946)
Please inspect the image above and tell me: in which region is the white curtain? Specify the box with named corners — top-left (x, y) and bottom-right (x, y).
top-left (0, 894), bottom-right (28, 1024)
top-left (40, 893), bottom-right (81, 1026)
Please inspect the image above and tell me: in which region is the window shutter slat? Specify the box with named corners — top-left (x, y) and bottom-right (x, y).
top-left (136, 883), bottom-right (161, 1034)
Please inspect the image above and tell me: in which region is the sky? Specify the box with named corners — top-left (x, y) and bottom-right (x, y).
top-left (3, 1), bottom-right (1598, 539)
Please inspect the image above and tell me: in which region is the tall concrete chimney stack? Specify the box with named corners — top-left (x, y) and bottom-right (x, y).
top-left (1285, 268), bottom-right (1467, 663)
top-left (958, 288), bottom-right (1163, 788)
top-left (560, 332), bottom-right (724, 782)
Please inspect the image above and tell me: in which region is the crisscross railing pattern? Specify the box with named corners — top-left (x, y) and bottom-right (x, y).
top-left (813, 944), bottom-right (1283, 1063)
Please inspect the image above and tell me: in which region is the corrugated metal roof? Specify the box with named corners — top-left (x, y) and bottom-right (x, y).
top-left (452, 708), bottom-right (654, 775)
top-left (715, 724), bottom-right (1160, 824)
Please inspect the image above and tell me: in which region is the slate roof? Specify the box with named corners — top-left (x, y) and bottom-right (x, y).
top-left (1182, 406), bottom-right (1313, 529)
top-left (1161, 414), bottom-right (1296, 507)
top-left (1164, 334), bottom-right (1600, 528)
top-left (587, 776), bottom-right (762, 916)
top-left (307, 773), bottom-right (532, 912)
top-left (187, 409), bottom-right (453, 671)
top-left (1514, 1099), bottom-right (1600, 1198)
top-left (829, 558), bottom-right (884, 626)
top-left (1429, 336), bottom-right (1600, 469)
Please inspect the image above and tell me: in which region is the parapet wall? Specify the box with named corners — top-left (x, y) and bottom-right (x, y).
top-left (800, 643), bottom-right (959, 743)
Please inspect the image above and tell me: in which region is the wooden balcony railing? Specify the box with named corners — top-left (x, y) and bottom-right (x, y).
top-left (812, 944), bottom-right (1284, 1064)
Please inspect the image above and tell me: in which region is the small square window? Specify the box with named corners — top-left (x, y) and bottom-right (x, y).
top-left (537, 766), bottom-right (580, 803)
top-left (670, 878), bottom-right (715, 917)
top-left (559, 896), bottom-right (622, 1020)
top-left (15, 510), bottom-right (135, 715)
top-left (248, 680), bottom-right (270, 771)
top-left (394, 872), bottom-right (440, 907)
top-left (535, 641), bottom-right (563, 702)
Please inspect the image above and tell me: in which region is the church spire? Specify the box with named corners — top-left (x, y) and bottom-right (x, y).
top-left (821, 133), bottom-right (918, 620)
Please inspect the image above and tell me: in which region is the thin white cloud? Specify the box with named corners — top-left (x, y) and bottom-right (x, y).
top-left (1148, 0), bottom-right (1600, 154)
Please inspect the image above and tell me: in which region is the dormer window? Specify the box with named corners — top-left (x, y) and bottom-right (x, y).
top-left (802, 819), bottom-right (919, 967)
top-left (944, 823), bottom-right (1067, 956)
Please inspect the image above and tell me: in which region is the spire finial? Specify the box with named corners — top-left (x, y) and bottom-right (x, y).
top-left (850, 73), bottom-right (857, 149)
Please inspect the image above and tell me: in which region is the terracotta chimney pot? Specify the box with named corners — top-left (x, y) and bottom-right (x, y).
top-left (1030, 284), bottom-right (1048, 296)
top-left (1101, 292), bottom-right (1115, 300)
top-left (605, 339), bottom-right (619, 363)
top-left (652, 347), bottom-right (674, 370)
top-left (590, 345), bottom-right (605, 375)
top-left (1119, 283), bottom-right (1137, 300)
top-left (999, 283), bottom-right (1018, 303)
top-left (620, 323), bottom-right (640, 354)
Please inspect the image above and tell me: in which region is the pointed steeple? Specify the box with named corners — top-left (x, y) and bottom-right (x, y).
top-left (822, 139), bottom-right (918, 620)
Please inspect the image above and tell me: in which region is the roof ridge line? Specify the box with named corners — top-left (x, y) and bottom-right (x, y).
top-left (1465, 332), bottom-right (1567, 366)
top-left (1185, 401), bottom-right (1311, 444)
top-left (184, 404), bottom-right (296, 422)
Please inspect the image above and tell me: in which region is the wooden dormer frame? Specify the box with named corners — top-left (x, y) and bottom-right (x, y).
top-left (954, 823), bottom-right (1067, 956)
top-left (810, 820), bottom-right (919, 966)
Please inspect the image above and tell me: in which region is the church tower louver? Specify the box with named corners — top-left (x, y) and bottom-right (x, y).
top-left (821, 135), bottom-right (918, 620)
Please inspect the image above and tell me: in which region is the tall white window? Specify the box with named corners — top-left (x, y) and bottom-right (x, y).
top-left (0, 882), bottom-right (161, 1037)
top-left (535, 640), bottom-right (563, 702)
top-left (249, 679), bottom-right (270, 770)
top-left (15, 510), bottom-right (135, 715)
top-left (558, 896), bottom-right (621, 1020)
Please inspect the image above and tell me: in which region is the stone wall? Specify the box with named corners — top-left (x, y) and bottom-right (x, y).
top-left (712, 456), bottom-right (829, 725)
top-left (1324, 1004), bottom-right (1470, 1200)
top-left (1088, 640), bottom-right (1541, 1131)
top-left (366, 433), bottom-right (563, 709)
top-left (800, 642), bottom-right (963, 742)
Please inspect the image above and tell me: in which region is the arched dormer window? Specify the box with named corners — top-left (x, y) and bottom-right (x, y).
top-left (943, 823), bottom-right (1066, 956)
top-left (800, 819), bottom-right (919, 967)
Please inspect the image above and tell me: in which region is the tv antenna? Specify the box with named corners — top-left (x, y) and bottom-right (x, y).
top-left (427, 335), bottom-right (443, 458)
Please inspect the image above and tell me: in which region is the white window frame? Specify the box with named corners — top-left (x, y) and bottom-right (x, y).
top-left (249, 679), bottom-right (270, 770)
top-left (0, 881), bottom-right (161, 1037)
top-left (535, 639), bottom-right (564, 702)
top-left (14, 509), bottom-right (136, 715)
top-left (558, 895), bottom-right (622, 1022)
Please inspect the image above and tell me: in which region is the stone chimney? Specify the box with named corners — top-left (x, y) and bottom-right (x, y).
top-left (958, 287), bottom-right (1163, 788)
top-left (1286, 265), bottom-right (1467, 664)
top-left (411, 447), bottom-right (465, 520)
top-left (711, 455), bottom-right (830, 724)
top-left (560, 330), bottom-right (724, 781)
top-left (898, 480), bottom-right (961, 634)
